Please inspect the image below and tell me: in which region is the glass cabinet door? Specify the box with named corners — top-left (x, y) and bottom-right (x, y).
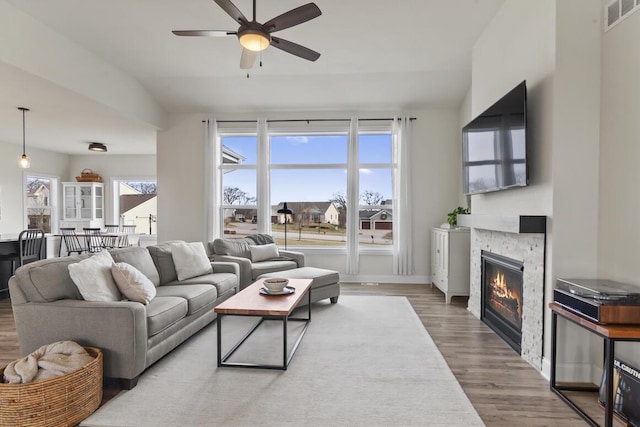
top-left (64, 185), bottom-right (77, 219)
top-left (95, 185), bottom-right (103, 219)
top-left (80, 185), bottom-right (92, 219)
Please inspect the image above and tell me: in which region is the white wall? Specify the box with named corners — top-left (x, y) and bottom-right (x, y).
top-left (156, 108), bottom-right (461, 282)
top-left (0, 140), bottom-right (69, 234)
top-left (0, 0), bottom-right (166, 129)
top-left (598, 6), bottom-right (640, 364)
top-left (469, 0), bottom-right (602, 377)
top-left (157, 114), bottom-right (208, 243)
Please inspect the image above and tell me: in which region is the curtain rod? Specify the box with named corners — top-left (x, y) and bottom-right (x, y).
top-left (212, 117), bottom-right (416, 124)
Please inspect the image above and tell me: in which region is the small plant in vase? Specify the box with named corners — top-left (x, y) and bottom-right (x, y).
top-left (447, 207), bottom-right (470, 228)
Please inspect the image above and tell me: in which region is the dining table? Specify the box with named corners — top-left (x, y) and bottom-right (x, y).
top-left (54, 231), bottom-right (133, 256)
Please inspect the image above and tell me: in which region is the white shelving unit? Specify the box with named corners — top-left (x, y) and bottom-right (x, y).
top-left (60, 182), bottom-right (105, 230)
top-left (431, 227), bottom-right (471, 304)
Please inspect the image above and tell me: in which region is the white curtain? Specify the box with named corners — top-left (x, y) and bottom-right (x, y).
top-left (206, 118), bottom-right (221, 241)
top-left (256, 118), bottom-right (271, 233)
top-left (346, 118), bottom-right (359, 275)
top-left (392, 117), bottom-right (414, 275)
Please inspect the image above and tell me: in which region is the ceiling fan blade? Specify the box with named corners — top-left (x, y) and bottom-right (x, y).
top-left (172, 30), bottom-right (236, 37)
top-left (240, 49), bottom-right (258, 69)
top-left (263, 3), bottom-right (321, 33)
top-left (214, 0), bottom-right (248, 25)
top-left (271, 36), bottom-right (320, 61)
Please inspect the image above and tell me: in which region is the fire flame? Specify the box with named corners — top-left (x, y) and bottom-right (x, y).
top-left (490, 272), bottom-right (522, 318)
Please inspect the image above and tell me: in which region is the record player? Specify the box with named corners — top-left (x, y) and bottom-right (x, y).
top-left (554, 278), bottom-right (640, 324)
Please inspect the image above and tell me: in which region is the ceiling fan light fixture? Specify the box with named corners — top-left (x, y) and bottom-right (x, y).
top-left (239, 29), bottom-right (270, 52)
top-left (88, 142), bottom-right (108, 152)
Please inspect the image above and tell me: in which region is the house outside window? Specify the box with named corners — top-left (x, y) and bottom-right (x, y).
top-left (115, 180), bottom-right (157, 234)
top-left (218, 124), bottom-right (394, 248)
top-left (25, 175), bottom-right (57, 233)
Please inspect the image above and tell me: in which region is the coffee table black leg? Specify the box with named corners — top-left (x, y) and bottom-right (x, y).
top-left (217, 314), bottom-right (223, 367)
top-left (283, 316), bottom-right (288, 370)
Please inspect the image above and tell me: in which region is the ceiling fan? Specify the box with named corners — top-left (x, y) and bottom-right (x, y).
top-left (172, 0), bottom-right (322, 69)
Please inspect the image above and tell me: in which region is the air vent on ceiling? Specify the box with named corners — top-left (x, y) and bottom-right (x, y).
top-left (606, 0), bottom-right (640, 31)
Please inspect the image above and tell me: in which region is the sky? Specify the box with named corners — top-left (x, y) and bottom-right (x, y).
top-left (222, 134), bottom-right (393, 205)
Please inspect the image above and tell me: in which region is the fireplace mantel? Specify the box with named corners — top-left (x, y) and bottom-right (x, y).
top-left (457, 214), bottom-right (546, 234)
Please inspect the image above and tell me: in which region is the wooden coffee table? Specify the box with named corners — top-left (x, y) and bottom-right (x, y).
top-left (214, 278), bottom-right (312, 370)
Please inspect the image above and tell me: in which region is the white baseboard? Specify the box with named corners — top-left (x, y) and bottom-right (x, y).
top-left (340, 274), bottom-right (430, 284)
top-left (541, 357), bottom-right (599, 384)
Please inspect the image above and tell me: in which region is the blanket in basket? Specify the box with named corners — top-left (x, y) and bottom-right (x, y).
top-left (3, 340), bottom-right (95, 384)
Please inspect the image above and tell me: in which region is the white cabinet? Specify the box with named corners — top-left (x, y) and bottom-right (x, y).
top-left (431, 227), bottom-right (470, 304)
top-left (60, 182), bottom-right (105, 230)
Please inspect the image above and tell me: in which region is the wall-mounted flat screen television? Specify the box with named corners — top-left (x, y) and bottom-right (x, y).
top-left (462, 80), bottom-right (528, 195)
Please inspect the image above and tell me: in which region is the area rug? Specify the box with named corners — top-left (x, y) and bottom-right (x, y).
top-left (81, 296), bottom-right (484, 427)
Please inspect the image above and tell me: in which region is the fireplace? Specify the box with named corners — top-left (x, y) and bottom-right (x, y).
top-left (481, 251), bottom-right (524, 354)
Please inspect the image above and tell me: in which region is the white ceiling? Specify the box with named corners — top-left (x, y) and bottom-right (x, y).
top-left (1, 0), bottom-right (505, 155)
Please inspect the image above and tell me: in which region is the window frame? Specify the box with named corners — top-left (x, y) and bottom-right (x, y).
top-left (23, 172), bottom-right (58, 233)
top-left (217, 123), bottom-right (395, 253)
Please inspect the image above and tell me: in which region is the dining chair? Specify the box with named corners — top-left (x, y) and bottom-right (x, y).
top-left (119, 225), bottom-right (137, 248)
top-left (103, 224), bottom-right (120, 248)
top-left (60, 228), bottom-right (88, 256)
top-left (83, 228), bottom-right (104, 253)
top-left (0, 229), bottom-right (45, 274)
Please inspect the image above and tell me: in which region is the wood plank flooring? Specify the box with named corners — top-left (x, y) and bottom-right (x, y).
top-left (0, 284), bottom-right (616, 426)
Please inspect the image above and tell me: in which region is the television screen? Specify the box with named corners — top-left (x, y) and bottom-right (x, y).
top-left (462, 81), bottom-right (528, 195)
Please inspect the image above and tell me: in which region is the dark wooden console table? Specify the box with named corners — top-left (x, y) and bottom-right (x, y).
top-left (550, 302), bottom-right (640, 427)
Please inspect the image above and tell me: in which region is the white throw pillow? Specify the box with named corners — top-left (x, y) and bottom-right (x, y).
top-left (171, 241), bottom-right (213, 281)
top-left (250, 243), bottom-right (280, 262)
top-left (68, 251), bottom-right (121, 302)
top-left (111, 262), bottom-right (156, 304)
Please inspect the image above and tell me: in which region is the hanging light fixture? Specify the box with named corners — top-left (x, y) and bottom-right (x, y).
top-left (18, 107), bottom-right (30, 168)
top-left (88, 142), bottom-right (108, 152)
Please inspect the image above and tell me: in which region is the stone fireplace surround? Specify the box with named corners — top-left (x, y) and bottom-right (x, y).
top-left (459, 215), bottom-right (546, 370)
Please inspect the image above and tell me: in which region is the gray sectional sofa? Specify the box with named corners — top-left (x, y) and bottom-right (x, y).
top-left (8, 241), bottom-right (239, 389)
top-left (209, 234), bottom-right (304, 288)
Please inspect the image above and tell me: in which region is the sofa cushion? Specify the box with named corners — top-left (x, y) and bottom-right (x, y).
top-left (13, 256), bottom-right (85, 302)
top-left (171, 242), bottom-right (213, 281)
top-left (68, 251), bottom-right (122, 302)
top-left (211, 234), bottom-right (276, 259)
top-left (147, 241), bottom-right (182, 284)
top-left (212, 238), bottom-right (252, 258)
top-left (155, 285), bottom-right (217, 315)
top-left (111, 262), bottom-right (157, 304)
top-left (145, 296), bottom-right (188, 337)
top-left (251, 260), bottom-right (298, 280)
top-left (163, 273), bottom-right (237, 298)
top-left (250, 243), bottom-right (279, 262)
top-left (109, 246), bottom-right (161, 287)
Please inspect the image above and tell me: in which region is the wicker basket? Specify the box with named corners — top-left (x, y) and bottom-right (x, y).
top-left (0, 347), bottom-right (103, 427)
top-left (75, 168), bottom-right (103, 183)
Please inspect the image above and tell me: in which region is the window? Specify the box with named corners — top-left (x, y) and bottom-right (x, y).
top-left (218, 123), bottom-right (395, 249)
top-left (25, 175), bottom-right (57, 233)
top-left (220, 135), bottom-right (258, 239)
top-left (112, 179), bottom-right (157, 234)
top-left (270, 133), bottom-right (348, 247)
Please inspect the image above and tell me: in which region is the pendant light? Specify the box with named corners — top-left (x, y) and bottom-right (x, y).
top-left (18, 107), bottom-right (30, 168)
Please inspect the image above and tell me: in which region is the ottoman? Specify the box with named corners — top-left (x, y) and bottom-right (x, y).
top-left (258, 266), bottom-right (340, 305)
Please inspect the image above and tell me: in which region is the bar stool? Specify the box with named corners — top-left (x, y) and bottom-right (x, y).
top-left (0, 229), bottom-right (45, 275)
